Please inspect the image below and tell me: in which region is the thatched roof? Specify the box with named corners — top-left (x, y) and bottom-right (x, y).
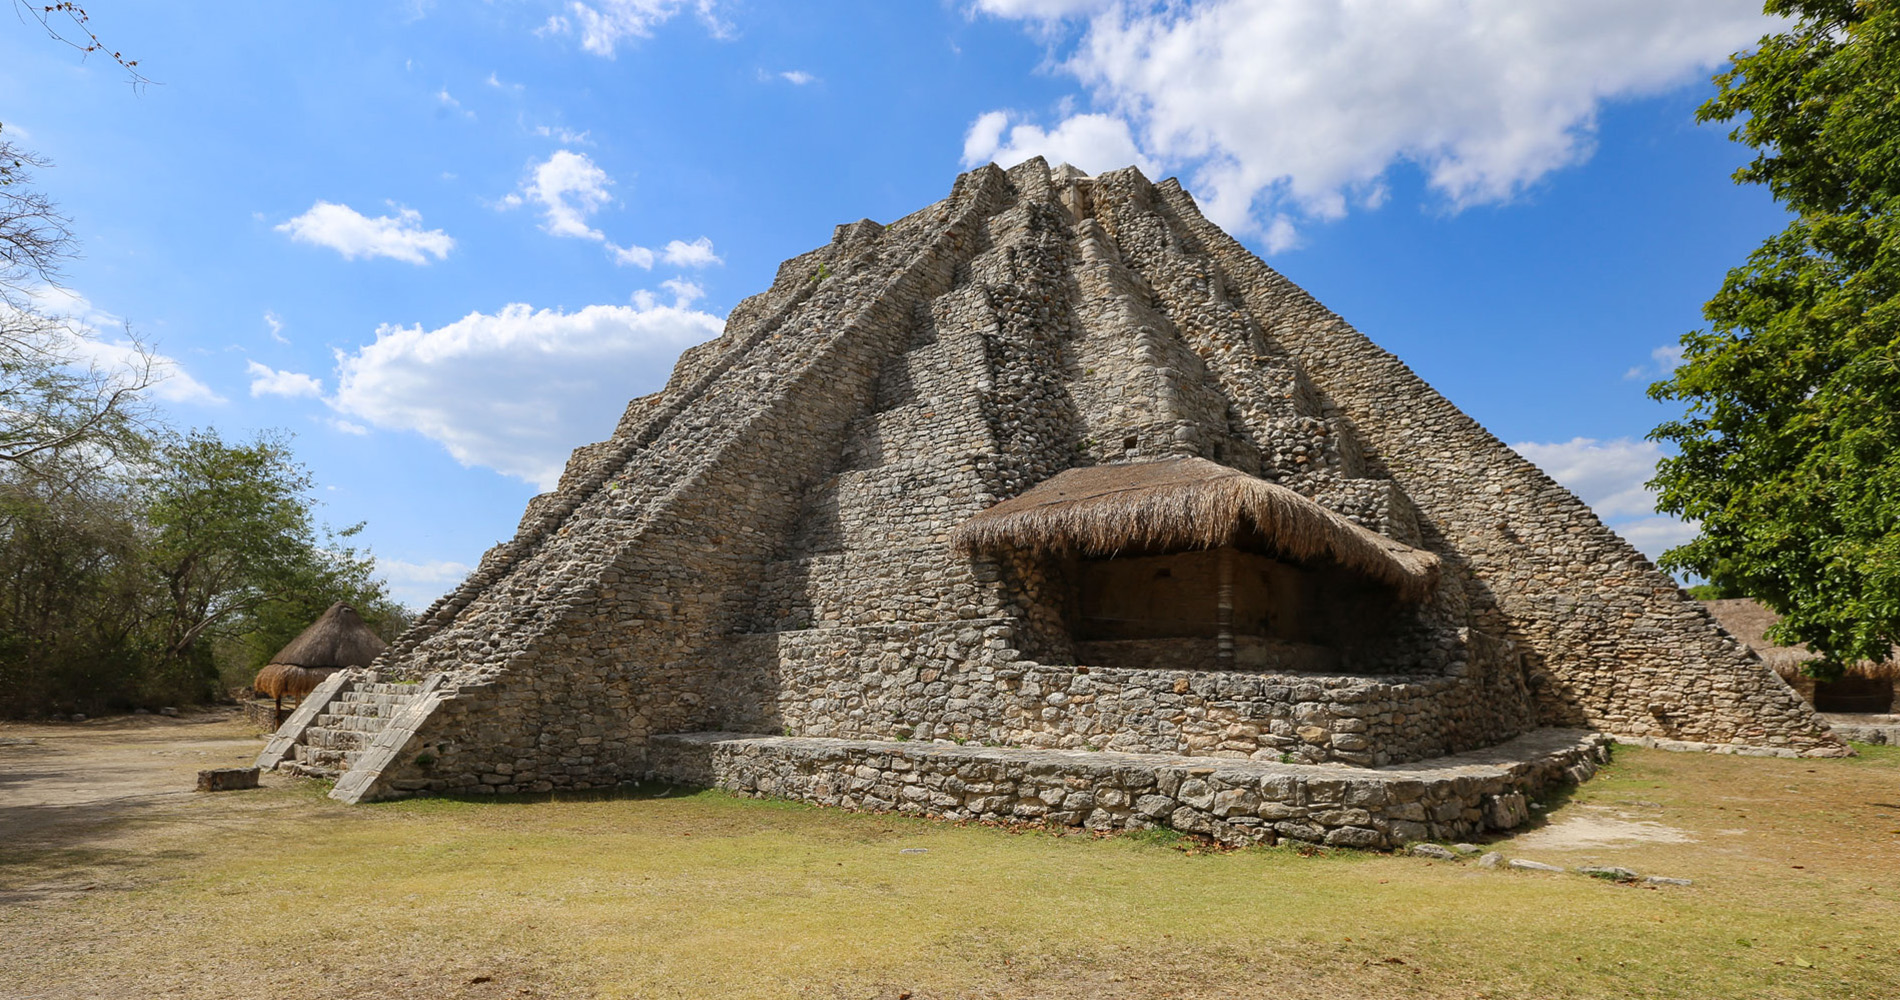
top-left (266, 602), bottom-right (387, 670)
top-left (953, 457), bottom-right (1440, 599)
top-left (252, 662), bottom-right (340, 701)
top-left (1702, 598), bottom-right (1899, 681)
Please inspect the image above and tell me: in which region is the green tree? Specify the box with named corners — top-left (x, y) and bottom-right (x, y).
top-left (1649, 0), bottom-right (1900, 677)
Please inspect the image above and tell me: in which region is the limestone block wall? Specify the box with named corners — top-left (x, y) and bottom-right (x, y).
top-left (645, 728), bottom-right (1614, 849)
top-left (1152, 178), bottom-right (1836, 753)
top-left (766, 617), bottom-right (1527, 767)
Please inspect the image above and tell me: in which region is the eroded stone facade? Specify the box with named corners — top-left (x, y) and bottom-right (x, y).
top-left (262, 160), bottom-right (1843, 815)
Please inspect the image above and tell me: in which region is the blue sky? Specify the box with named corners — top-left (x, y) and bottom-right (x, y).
top-left (2, 1), bottom-right (1786, 606)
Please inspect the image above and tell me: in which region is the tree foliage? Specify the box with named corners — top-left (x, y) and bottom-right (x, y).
top-left (1649, 0), bottom-right (1900, 677)
top-left (0, 125), bottom-right (405, 716)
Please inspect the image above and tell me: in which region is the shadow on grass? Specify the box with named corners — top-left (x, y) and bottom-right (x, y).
top-left (385, 779), bottom-right (713, 809)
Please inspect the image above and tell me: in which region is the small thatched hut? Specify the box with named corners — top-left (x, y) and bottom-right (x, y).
top-left (1703, 598), bottom-right (1897, 713)
top-left (253, 602), bottom-right (388, 722)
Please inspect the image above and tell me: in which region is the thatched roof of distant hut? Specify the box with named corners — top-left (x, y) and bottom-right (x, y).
top-left (1703, 598), bottom-right (1899, 681)
top-left (953, 457), bottom-right (1441, 599)
top-left (252, 602), bottom-right (388, 700)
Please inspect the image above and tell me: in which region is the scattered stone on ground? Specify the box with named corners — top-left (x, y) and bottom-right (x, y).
top-left (1575, 865), bottom-right (1640, 882)
top-left (1507, 859), bottom-right (1565, 873)
top-left (1477, 852), bottom-right (1502, 869)
top-left (1450, 843), bottom-right (1482, 855)
top-left (196, 767), bottom-right (260, 792)
top-left (1645, 876), bottom-right (1693, 887)
top-left (1409, 843), bottom-right (1459, 861)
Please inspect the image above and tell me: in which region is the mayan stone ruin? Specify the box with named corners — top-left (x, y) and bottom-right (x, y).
top-left (259, 159), bottom-right (1846, 849)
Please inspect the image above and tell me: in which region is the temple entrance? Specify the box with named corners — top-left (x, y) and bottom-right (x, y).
top-left (953, 457), bottom-right (1442, 675)
top-left (1069, 545), bottom-right (1405, 673)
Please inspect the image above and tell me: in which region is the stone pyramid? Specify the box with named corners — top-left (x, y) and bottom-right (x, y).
top-left (261, 160), bottom-right (1840, 839)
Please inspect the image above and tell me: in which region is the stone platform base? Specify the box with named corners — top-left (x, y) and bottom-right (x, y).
top-left (646, 728), bottom-right (1611, 849)
top-left (1823, 713), bottom-right (1900, 746)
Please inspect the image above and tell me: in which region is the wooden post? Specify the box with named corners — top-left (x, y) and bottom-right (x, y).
top-left (1216, 546), bottom-right (1235, 667)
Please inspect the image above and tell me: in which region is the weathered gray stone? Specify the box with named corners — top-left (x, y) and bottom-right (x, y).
top-left (248, 159), bottom-right (1842, 818)
top-left (1507, 859), bottom-right (1564, 873)
top-left (1477, 851), bottom-right (1503, 869)
top-left (196, 767), bottom-right (259, 792)
top-left (1409, 843), bottom-right (1458, 861)
top-left (1644, 876), bottom-right (1694, 887)
top-left (1576, 866), bottom-right (1640, 882)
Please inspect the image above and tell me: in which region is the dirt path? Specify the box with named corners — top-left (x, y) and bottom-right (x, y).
top-left (0, 710), bottom-right (277, 850)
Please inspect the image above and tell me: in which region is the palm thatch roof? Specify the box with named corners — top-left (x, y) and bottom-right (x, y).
top-left (953, 457), bottom-right (1440, 599)
top-left (252, 662), bottom-right (340, 701)
top-left (253, 602), bottom-right (387, 699)
top-left (1702, 598), bottom-right (1899, 681)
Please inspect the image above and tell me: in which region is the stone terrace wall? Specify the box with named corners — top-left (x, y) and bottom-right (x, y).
top-left (1151, 179), bottom-right (1840, 756)
top-left (646, 728), bottom-right (1612, 849)
top-left (766, 618), bottom-right (1528, 767)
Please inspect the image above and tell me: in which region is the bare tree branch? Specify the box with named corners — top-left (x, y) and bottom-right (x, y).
top-left (10, 1), bottom-right (151, 89)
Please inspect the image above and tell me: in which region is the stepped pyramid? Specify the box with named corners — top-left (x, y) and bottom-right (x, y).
top-left (261, 160), bottom-right (1842, 843)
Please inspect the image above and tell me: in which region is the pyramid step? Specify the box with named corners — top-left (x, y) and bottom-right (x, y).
top-left (315, 713), bottom-right (390, 733)
top-left (645, 728), bottom-right (1610, 850)
top-left (304, 726), bottom-right (369, 750)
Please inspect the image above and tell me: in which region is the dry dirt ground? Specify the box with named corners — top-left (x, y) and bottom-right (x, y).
top-left (2, 710), bottom-right (1897, 1000)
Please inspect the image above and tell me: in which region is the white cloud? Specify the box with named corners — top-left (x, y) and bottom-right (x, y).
top-left (973, 0), bottom-right (1774, 240)
top-left (377, 557), bottom-right (474, 609)
top-left (532, 124), bottom-right (593, 144)
top-left (276, 201), bottom-right (455, 264)
top-left (659, 278), bottom-right (703, 308)
top-left (509, 150), bottom-right (615, 240)
top-left (611, 243), bottom-right (656, 268)
top-left (246, 361), bottom-right (324, 399)
top-left (436, 87), bottom-right (476, 120)
top-left (554, 0), bottom-right (728, 56)
top-left (331, 297), bottom-right (723, 488)
top-left (779, 70), bottom-right (815, 85)
top-left (19, 286), bottom-right (224, 405)
top-left (327, 417), bottom-right (369, 435)
top-left (962, 110), bottom-right (1156, 178)
top-left (972, 0), bottom-right (1111, 16)
top-left (1512, 436), bottom-right (1694, 561)
top-left (264, 311), bottom-right (288, 344)
top-left (501, 152), bottom-right (719, 270)
top-left (661, 236), bottom-right (722, 267)
top-left (1625, 343), bottom-right (1689, 381)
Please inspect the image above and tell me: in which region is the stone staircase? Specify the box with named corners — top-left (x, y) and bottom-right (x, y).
top-left (257, 670), bottom-right (433, 782)
top-left (282, 680), bottom-right (422, 777)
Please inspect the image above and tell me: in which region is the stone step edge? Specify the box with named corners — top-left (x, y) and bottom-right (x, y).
top-left (643, 727), bottom-right (1610, 850)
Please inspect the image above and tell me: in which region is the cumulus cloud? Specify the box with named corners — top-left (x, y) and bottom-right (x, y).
top-left (971, 0), bottom-right (1774, 240)
top-left (276, 201), bottom-right (455, 264)
top-left (501, 151), bottom-right (721, 270)
top-left (1512, 436), bottom-right (1694, 560)
top-left (550, 0), bottom-right (728, 56)
top-left (20, 286), bottom-right (223, 405)
top-left (246, 361), bottom-right (324, 399)
top-left (377, 557), bottom-right (474, 609)
top-left (505, 150), bottom-right (615, 240)
top-left (661, 237), bottom-right (722, 267)
top-left (779, 70), bottom-right (815, 85)
top-left (331, 297), bottom-right (723, 488)
top-left (962, 110), bottom-right (1156, 178)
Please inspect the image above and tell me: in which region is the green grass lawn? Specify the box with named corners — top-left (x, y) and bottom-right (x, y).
top-left (2, 719), bottom-right (1896, 1000)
